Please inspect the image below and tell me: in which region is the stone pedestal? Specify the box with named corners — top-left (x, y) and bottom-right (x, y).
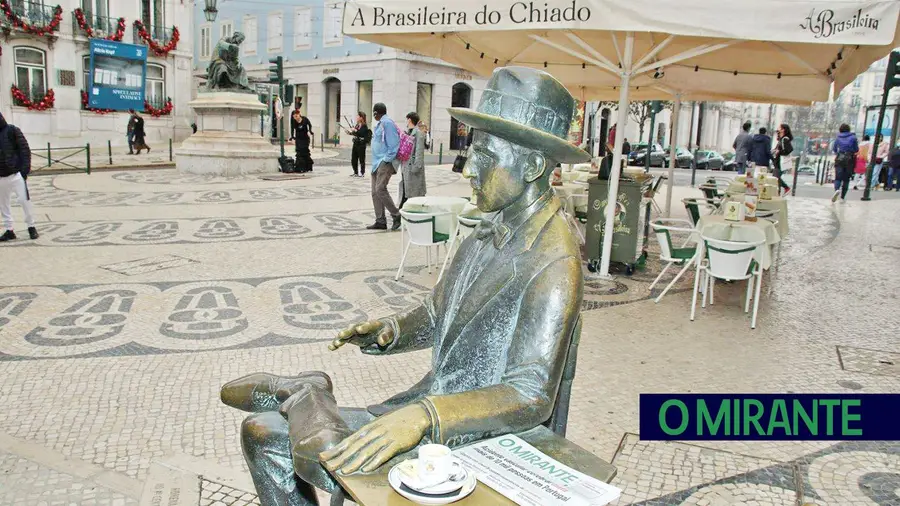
top-left (175, 92), bottom-right (279, 176)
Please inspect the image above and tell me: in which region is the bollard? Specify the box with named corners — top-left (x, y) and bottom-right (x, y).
top-left (439, 143), bottom-right (443, 165)
top-left (47, 142), bottom-right (51, 168)
top-left (108, 140), bottom-right (113, 165)
top-left (790, 154), bottom-right (800, 196)
top-left (169, 139), bottom-right (173, 161)
top-left (321, 133), bottom-right (324, 152)
top-left (86, 143), bottom-right (91, 174)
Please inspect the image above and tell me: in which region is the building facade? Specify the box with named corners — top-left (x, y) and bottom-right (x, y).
top-left (192, 0), bottom-right (488, 151)
top-left (0, 0), bottom-right (194, 148)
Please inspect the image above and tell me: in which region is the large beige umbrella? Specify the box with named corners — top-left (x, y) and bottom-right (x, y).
top-left (344, 0), bottom-right (900, 277)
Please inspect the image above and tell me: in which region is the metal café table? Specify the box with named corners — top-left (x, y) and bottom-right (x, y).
top-left (328, 425), bottom-right (617, 505)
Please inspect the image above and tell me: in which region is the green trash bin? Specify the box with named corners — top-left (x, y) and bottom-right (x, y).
top-left (585, 177), bottom-right (652, 275)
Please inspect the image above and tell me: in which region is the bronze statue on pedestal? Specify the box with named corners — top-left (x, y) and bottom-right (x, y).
top-left (205, 32), bottom-right (253, 93)
top-left (220, 66), bottom-right (590, 505)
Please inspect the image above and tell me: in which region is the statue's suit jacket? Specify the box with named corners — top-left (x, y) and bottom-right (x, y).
top-left (363, 190), bottom-right (583, 447)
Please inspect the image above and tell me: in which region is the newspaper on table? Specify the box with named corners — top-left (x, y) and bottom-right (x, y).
top-left (453, 434), bottom-right (621, 506)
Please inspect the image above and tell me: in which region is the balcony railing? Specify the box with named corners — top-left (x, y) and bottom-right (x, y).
top-left (72, 11), bottom-right (123, 40)
top-left (14, 83), bottom-right (48, 104)
top-left (4, 0), bottom-right (57, 27)
top-left (133, 23), bottom-right (175, 45)
top-left (145, 95), bottom-right (168, 110)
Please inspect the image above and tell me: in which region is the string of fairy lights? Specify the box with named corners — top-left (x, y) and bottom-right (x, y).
top-left (442, 32), bottom-right (846, 85)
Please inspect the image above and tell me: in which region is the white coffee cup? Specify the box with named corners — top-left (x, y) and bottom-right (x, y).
top-left (417, 444), bottom-right (461, 486)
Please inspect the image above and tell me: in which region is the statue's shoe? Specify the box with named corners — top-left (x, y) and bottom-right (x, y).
top-left (220, 371), bottom-right (333, 412)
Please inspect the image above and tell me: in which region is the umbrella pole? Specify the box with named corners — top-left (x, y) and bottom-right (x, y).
top-left (666, 95), bottom-right (682, 217)
top-left (598, 32), bottom-right (634, 278)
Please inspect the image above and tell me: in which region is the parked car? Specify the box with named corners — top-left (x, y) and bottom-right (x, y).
top-left (722, 152), bottom-right (736, 171)
top-left (629, 143), bottom-right (666, 167)
top-left (663, 147), bottom-right (694, 168)
top-left (695, 150), bottom-right (725, 170)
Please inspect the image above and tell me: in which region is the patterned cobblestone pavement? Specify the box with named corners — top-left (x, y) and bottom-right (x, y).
top-left (0, 166), bottom-right (898, 505)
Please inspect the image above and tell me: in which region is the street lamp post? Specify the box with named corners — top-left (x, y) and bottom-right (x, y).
top-left (863, 51), bottom-right (900, 201)
top-left (203, 0), bottom-right (218, 22)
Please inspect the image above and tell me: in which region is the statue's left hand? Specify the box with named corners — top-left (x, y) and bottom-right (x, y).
top-left (320, 404), bottom-right (431, 474)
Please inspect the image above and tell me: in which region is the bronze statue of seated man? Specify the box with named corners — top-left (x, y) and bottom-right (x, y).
top-left (220, 66), bottom-right (590, 506)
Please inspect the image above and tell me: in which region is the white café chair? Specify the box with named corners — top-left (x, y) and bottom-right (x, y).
top-left (649, 219), bottom-right (700, 303)
top-left (561, 194), bottom-right (587, 244)
top-left (396, 210), bottom-right (451, 282)
top-left (438, 214), bottom-right (481, 278)
top-left (690, 232), bottom-right (767, 329)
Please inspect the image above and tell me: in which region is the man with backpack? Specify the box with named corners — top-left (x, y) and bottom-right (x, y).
top-left (0, 112), bottom-right (38, 241)
top-left (367, 103), bottom-right (402, 231)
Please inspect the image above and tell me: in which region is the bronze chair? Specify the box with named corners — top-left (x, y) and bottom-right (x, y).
top-left (329, 315), bottom-right (584, 505)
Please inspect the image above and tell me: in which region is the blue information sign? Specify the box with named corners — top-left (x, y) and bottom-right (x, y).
top-left (88, 39), bottom-right (148, 111)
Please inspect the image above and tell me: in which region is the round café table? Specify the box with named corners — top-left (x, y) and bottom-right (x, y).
top-left (721, 191), bottom-right (789, 238)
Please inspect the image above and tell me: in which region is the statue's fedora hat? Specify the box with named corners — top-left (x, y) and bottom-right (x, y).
top-left (448, 67), bottom-right (589, 164)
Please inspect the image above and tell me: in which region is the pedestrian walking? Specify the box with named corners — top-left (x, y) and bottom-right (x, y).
top-left (852, 135), bottom-right (871, 189)
top-left (886, 144), bottom-right (900, 191)
top-left (349, 111), bottom-right (370, 177)
top-left (0, 112), bottom-right (38, 241)
top-left (127, 109), bottom-right (138, 154)
top-left (772, 124), bottom-right (794, 196)
top-left (367, 103), bottom-right (401, 231)
top-left (290, 109), bottom-right (314, 173)
top-left (831, 124), bottom-right (859, 202)
top-left (399, 112), bottom-right (427, 208)
top-left (418, 121), bottom-right (432, 151)
top-left (622, 138), bottom-right (631, 156)
top-left (733, 121), bottom-right (753, 174)
top-left (871, 135), bottom-right (890, 189)
top-left (749, 127), bottom-right (773, 172)
top-left (132, 112), bottom-right (150, 154)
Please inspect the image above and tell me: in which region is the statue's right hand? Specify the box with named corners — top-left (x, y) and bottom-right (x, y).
top-left (329, 320), bottom-right (394, 351)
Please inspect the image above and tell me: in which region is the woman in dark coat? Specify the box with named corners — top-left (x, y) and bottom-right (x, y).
top-left (772, 124), bottom-right (793, 196)
top-left (132, 113), bottom-right (150, 154)
top-left (290, 110), bottom-right (314, 173)
top-left (349, 111), bottom-right (370, 177)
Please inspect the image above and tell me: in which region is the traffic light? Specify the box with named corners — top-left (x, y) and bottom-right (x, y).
top-left (886, 51), bottom-right (900, 92)
top-left (268, 56), bottom-right (283, 84)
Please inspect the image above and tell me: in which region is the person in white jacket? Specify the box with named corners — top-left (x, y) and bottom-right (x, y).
top-left (871, 135), bottom-right (891, 189)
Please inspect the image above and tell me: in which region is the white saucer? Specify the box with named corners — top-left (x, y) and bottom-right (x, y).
top-left (388, 463), bottom-right (476, 505)
top-left (394, 458), bottom-right (467, 494)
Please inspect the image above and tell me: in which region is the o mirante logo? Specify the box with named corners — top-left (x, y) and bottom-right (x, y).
top-left (640, 394), bottom-right (899, 441)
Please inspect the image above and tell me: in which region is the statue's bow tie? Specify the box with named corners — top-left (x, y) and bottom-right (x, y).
top-left (474, 219), bottom-right (511, 248)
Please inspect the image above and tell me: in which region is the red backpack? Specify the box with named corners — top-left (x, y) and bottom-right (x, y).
top-left (396, 125), bottom-right (414, 162)
top-left (380, 120), bottom-right (413, 162)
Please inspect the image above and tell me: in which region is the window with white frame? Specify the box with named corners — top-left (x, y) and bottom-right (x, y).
top-left (267, 11), bottom-right (283, 52)
top-left (145, 63), bottom-right (166, 108)
top-left (323, 1), bottom-right (343, 46)
top-left (199, 24), bottom-right (212, 59)
top-left (220, 20), bottom-right (233, 41)
top-left (14, 46), bottom-right (46, 102)
top-left (242, 15), bottom-right (258, 56)
top-left (82, 55), bottom-right (90, 90)
top-left (81, 0), bottom-right (109, 21)
top-left (141, 0), bottom-right (164, 39)
top-left (294, 7), bottom-right (311, 50)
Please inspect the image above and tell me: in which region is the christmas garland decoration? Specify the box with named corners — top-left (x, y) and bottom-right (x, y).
top-left (81, 90), bottom-right (115, 114)
top-left (144, 97), bottom-right (173, 117)
top-left (73, 8), bottom-right (125, 41)
top-left (0, 1), bottom-right (63, 38)
top-left (133, 20), bottom-right (179, 56)
top-left (11, 85), bottom-right (54, 111)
